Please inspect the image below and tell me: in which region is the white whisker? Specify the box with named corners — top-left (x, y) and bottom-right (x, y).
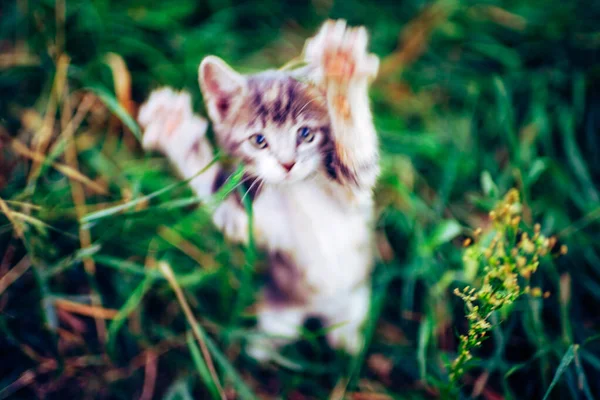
top-left (241, 178), bottom-right (263, 203)
top-left (296, 98), bottom-right (317, 116)
top-left (256, 180), bottom-right (266, 197)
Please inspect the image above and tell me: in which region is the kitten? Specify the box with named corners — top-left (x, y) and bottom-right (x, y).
top-left (138, 20), bottom-right (380, 361)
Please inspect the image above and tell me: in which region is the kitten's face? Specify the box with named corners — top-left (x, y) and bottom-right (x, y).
top-left (199, 57), bottom-right (331, 184)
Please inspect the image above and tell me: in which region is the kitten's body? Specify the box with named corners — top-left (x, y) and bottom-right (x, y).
top-left (138, 20), bottom-right (379, 360)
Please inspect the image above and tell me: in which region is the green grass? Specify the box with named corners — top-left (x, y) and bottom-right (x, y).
top-left (1, 0), bottom-right (600, 398)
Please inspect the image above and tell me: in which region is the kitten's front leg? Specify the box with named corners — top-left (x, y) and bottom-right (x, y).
top-left (138, 88), bottom-right (248, 243)
top-left (139, 88), bottom-right (217, 199)
top-left (304, 20), bottom-right (380, 191)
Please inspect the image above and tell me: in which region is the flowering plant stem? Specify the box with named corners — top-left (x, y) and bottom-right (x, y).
top-left (448, 189), bottom-right (566, 394)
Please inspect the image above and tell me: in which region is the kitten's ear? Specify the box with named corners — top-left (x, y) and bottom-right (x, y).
top-left (199, 56), bottom-right (246, 123)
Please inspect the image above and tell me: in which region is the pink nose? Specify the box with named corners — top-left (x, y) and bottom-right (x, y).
top-left (281, 162), bottom-right (295, 172)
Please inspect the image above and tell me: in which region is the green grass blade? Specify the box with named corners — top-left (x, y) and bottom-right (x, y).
top-left (81, 158), bottom-right (236, 224)
top-left (203, 333), bottom-right (256, 400)
top-left (93, 255), bottom-right (162, 278)
top-left (559, 108), bottom-right (600, 205)
top-left (186, 332), bottom-right (221, 400)
top-left (107, 275), bottom-right (155, 356)
top-left (93, 255), bottom-right (214, 287)
top-left (418, 315), bottom-right (433, 380)
top-left (542, 344), bottom-right (576, 400)
top-left (86, 85), bottom-right (141, 141)
top-left (42, 244), bottom-right (102, 277)
top-left (573, 345), bottom-right (595, 400)
top-left (231, 185), bottom-right (256, 323)
top-left (345, 267), bottom-right (394, 388)
top-left (80, 179), bottom-right (186, 224)
top-left (492, 77), bottom-right (519, 162)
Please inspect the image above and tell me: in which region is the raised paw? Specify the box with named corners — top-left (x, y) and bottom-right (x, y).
top-left (304, 19), bottom-right (379, 85)
top-left (137, 87), bottom-right (207, 154)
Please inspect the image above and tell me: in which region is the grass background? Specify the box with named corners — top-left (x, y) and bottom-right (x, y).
top-left (1, 0), bottom-right (600, 398)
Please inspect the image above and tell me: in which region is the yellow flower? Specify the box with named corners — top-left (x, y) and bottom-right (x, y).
top-left (450, 188), bottom-right (563, 390)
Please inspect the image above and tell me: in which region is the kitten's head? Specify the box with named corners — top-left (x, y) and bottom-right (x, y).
top-left (199, 56), bottom-right (331, 184)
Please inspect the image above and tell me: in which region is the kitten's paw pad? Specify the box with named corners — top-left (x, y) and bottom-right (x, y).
top-left (138, 88), bottom-right (205, 152)
top-left (305, 19), bottom-right (379, 84)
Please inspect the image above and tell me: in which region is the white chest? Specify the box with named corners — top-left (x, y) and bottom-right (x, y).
top-left (252, 179), bottom-right (374, 295)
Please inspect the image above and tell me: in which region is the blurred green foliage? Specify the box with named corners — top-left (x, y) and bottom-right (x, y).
top-left (1, 0), bottom-right (600, 399)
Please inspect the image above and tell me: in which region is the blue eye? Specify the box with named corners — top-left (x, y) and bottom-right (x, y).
top-left (250, 133), bottom-right (268, 149)
top-left (298, 127), bottom-right (315, 143)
